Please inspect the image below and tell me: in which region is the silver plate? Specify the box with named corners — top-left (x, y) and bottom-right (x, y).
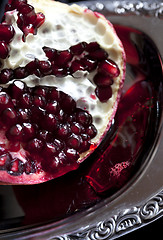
top-left (0, 0), bottom-right (163, 239)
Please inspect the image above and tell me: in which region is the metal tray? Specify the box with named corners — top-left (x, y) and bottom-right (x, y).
top-left (0, 0), bottom-right (162, 239)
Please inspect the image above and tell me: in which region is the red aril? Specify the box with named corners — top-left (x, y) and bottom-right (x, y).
top-left (0, 24), bottom-right (15, 43)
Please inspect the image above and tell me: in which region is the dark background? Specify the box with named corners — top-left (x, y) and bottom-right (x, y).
top-left (0, 0), bottom-right (162, 239)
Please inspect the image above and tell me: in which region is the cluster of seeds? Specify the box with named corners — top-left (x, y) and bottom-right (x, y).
top-left (5, 0), bottom-right (45, 38)
top-left (0, 80), bottom-right (97, 175)
top-left (0, 0), bottom-right (45, 62)
top-left (0, 41), bottom-right (120, 102)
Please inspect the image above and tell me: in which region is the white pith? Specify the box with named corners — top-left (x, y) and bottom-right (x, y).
top-left (0, 0), bottom-right (125, 183)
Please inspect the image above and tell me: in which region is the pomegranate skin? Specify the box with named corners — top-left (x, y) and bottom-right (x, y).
top-left (0, 0), bottom-right (126, 185)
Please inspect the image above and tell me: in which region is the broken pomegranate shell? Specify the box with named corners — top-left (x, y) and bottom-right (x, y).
top-left (0, 0), bottom-right (126, 184)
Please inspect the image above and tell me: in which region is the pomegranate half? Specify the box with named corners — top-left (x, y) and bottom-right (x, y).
top-left (0, 0), bottom-right (126, 184)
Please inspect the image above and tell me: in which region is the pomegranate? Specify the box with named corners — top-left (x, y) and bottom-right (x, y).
top-left (0, 0), bottom-right (126, 184)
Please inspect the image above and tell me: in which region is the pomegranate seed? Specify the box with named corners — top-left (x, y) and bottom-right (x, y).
top-left (6, 124), bottom-right (23, 141)
top-left (70, 42), bottom-right (87, 55)
top-left (88, 49), bottom-right (108, 61)
top-left (33, 86), bottom-right (48, 97)
top-left (26, 138), bottom-right (44, 153)
top-left (17, 108), bottom-right (31, 123)
top-left (0, 69), bottom-right (14, 84)
top-left (57, 109), bottom-right (65, 122)
top-left (43, 47), bottom-right (57, 61)
top-left (37, 130), bottom-right (53, 142)
top-left (30, 106), bottom-right (45, 123)
top-left (0, 92), bottom-right (13, 112)
top-left (65, 148), bottom-right (79, 162)
top-left (42, 142), bottom-right (59, 157)
top-left (41, 156), bottom-right (59, 173)
top-left (8, 80), bottom-right (27, 99)
top-left (45, 101), bottom-right (59, 114)
top-left (23, 24), bottom-right (36, 36)
top-left (53, 138), bottom-right (63, 149)
top-left (76, 111), bottom-right (92, 127)
top-left (98, 59), bottom-right (120, 77)
top-left (80, 140), bottom-right (91, 152)
top-left (18, 93), bottom-right (32, 108)
top-left (5, 4), bottom-right (14, 12)
top-left (25, 59), bottom-right (39, 74)
top-left (0, 41), bottom-right (9, 59)
top-left (55, 50), bottom-right (72, 67)
top-left (81, 133), bottom-right (90, 141)
top-left (34, 12), bottom-right (45, 28)
top-left (93, 73), bottom-right (113, 87)
top-left (18, 4), bottom-right (36, 24)
top-left (67, 134), bottom-right (83, 150)
top-left (85, 42), bottom-right (100, 52)
top-left (48, 88), bottom-right (61, 101)
top-left (0, 24), bottom-right (15, 43)
top-left (17, 13), bottom-right (24, 28)
top-left (1, 108), bottom-right (17, 126)
top-left (7, 158), bottom-right (24, 176)
top-left (86, 125), bottom-right (97, 138)
top-left (70, 60), bottom-right (85, 74)
top-left (38, 60), bottom-right (52, 75)
top-left (70, 122), bottom-right (83, 135)
top-left (14, 67), bottom-right (28, 79)
top-left (22, 123), bottom-right (36, 141)
top-left (57, 123), bottom-right (70, 139)
top-left (12, 0), bottom-right (27, 9)
top-left (81, 57), bottom-right (97, 72)
top-left (60, 94), bottom-right (76, 114)
top-left (43, 113), bottom-right (58, 131)
top-left (95, 86), bottom-right (112, 102)
top-left (33, 95), bottom-right (46, 107)
top-left (52, 64), bottom-right (67, 77)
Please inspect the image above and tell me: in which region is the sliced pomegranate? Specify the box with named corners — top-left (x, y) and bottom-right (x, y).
top-left (0, 0), bottom-right (126, 184)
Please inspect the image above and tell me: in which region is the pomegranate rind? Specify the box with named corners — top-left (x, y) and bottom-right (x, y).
top-left (0, 0), bottom-right (126, 184)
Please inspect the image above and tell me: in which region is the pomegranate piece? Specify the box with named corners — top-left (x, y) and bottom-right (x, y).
top-left (0, 0), bottom-right (125, 185)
